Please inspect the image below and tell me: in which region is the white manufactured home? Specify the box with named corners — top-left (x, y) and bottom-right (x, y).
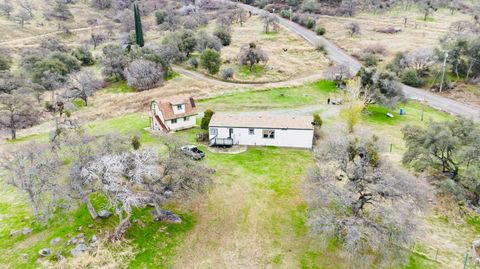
top-left (208, 114), bottom-right (314, 149)
top-left (150, 97), bottom-right (198, 133)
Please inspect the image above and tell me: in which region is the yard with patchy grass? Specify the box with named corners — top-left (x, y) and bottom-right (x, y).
top-left (198, 80), bottom-right (336, 111)
top-left (0, 112), bottom-right (339, 268)
top-left (0, 78), bottom-right (477, 268)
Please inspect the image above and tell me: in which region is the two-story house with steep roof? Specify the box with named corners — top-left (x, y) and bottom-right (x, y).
top-left (150, 97), bottom-right (198, 133)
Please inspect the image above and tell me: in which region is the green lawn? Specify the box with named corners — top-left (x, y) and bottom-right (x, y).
top-left (0, 181), bottom-right (194, 269)
top-left (198, 80), bottom-right (337, 112)
top-left (362, 101), bottom-right (452, 126)
top-left (0, 114), bottom-right (188, 269)
top-left (102, 81), bottom-right (136, 94)
top-left (173, 128), bottom-right (349, 268)
top-left (236, 64), bottom-right (266, 79)
top-left (360, 101), bottom-right (453, 157)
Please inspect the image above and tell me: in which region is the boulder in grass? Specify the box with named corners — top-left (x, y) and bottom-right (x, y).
top-left (71, 244), bottom-right (88, 257)
top-left (91, 235), bottom-right (98, 243)
top-left (38, 248), bottom-right (52, 257)
top-left (152, 210), bottom-right (182, 224)
top-left (10, 230), bottom-right (20, 237)
top-left (50, 237), bottom-right (61, 245)
top-left (22, 228), bottom-right (32, 235)
top-left (98, 210), bottom-right (112, 219)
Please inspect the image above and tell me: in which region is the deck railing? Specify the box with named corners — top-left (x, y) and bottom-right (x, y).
top-left (209, 136), bottom-right (234, 146)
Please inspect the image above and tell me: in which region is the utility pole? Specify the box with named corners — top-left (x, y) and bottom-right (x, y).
top-left (463, 253), bottom-right (469, 269)
top-left (289, 7), bottom-right (292, 21)
top-left (439, 51), bottom-right (448, 93)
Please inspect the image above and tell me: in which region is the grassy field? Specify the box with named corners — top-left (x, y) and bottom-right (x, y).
top-left (361, 101), bottom-right (452, 163)
top-left (0, 113), bottom-right (340, 268)
top-left (0, 79), bottom-right (475, 268)
top-left (173, 128), bottom-right (343, 268)
top-left (0, 114), bottom-right (194, 269)
top-left (198, 80), bottom-right (336, 111)
top-left (0, 111), bottom-right (431, 269)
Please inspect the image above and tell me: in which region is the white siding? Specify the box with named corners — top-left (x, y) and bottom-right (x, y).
top-left (172, 103), bottom-right (186, 115)
top-left (167, 115), bottom-right (196, 131)
top-left (209, 127), bottom-right (313, 149)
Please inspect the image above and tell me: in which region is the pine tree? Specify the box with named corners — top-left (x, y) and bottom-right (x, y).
top-left (133, 2), bottom-right (144, 47)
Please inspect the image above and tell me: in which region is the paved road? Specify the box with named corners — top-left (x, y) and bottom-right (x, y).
top-left (235, 2), bottom-right (480, 119)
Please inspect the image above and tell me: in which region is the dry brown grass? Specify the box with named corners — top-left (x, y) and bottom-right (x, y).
top-left (439, 84), bottom-right (480, 108)
top-left (74, 75), bottom-right (230, 123)
top-left (201, 16), bottom-right (329, 82)
top-left (39, 240), bottom-right (135, 269)
top-left (416, 213), bottom-right (477, 269)
top-left (318, 8), bottom-right (472, 66)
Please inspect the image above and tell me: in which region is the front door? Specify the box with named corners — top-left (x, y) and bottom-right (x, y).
top-left (229, 128), bottom-right (233, 138)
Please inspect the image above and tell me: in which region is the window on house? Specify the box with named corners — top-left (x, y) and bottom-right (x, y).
top-left (171, 119), bottom-right (177, 124)
top-left (249, 128), bottom-right (254, 135)
top-left (176, 104), bottom-right (182, 110)
top-left (262, 130), bottom-right (275, 139)
top-left (184, 116), bottom-right (189, 121)
top-left (210, 128), bottom-right (218, 136)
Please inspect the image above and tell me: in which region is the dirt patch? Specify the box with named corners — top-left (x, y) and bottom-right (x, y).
top-left (438, 85), bottom-right (480, 109)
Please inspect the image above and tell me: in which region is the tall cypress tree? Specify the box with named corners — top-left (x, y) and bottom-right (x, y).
top-left (134, 2), bottom-right (144, 47)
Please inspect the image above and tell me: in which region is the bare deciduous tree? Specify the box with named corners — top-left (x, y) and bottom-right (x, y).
top-left (259, 11), bottom-right (279, 33)
top-left (66, 70), bottom-right (103, 106)
top-left (323, 64), bottom-right (352, 88)
top-left (0, 89), bottom-right (40, 139)
top-left (345, 22), bottom-right (361, 36)
top-left (161, 10), bottom-right (180, 32)
top-left (0, 0), bottom-right (13, 18)
top-left (124, 60), bottom-right (164, 91)
top-left (1, 144), bottom-right (61, 220)
top-left (59, 131), bottom-right (102, 219)
top-left (12, 9), bottom-right (32, 28)
top-left (83, 144), bottom-right (212, 240)
top-left (86, 152), bottom-right (148, 240)
top-left (232, 7), bottom-right (247, 26)
top-left (400, 48), bottom-right (436, 75)
top-left (237, 42), bottom-right (268, 72)
top-left (19, 0), bottom-right (34, 18)
top-left (306, 130), bottom-right (426, 268)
